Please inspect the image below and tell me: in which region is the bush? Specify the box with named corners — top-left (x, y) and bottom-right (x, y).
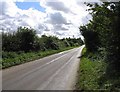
top-left (2, 52), bottom-right (18, 59)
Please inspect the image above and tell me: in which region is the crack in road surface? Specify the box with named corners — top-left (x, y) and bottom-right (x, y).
top-left (2, 45), bottom-right (85, 90)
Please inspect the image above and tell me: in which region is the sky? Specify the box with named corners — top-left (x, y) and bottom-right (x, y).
top-left (0, 0), bottom-right (99, 39)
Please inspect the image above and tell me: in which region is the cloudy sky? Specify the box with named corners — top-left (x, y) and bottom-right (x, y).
top-left (0, 0), bottom-right (101, 38)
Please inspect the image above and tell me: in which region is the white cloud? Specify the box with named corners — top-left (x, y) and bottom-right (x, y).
top-left (45, 1), bottom-right (71, 13)
top-left (0, 0), bottom-right (92, 38)
top-left (46, 12), bottom-right (69, 25)
top-left (0, 1), bottom-right (46, 34)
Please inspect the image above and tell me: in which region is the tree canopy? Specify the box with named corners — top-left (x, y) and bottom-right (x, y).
top-left (2, 27), bottom-right (83, 52)
top-left (80, 2), bottom-right (120, 69)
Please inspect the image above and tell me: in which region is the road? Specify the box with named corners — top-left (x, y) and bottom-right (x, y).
top-left (2, 45), bottom-right (84, 90)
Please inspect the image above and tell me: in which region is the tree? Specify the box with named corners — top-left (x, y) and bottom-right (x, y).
top-left (2, 32), bottom-right (20, 51)
top-left (80, 2), bottom-right (120, 69)
top-left (41, 35), bottom-right (59, 50)
top-left (79, 25), bottom-right (100, 52)
top-left (16, 27), bottom-right (36, 52)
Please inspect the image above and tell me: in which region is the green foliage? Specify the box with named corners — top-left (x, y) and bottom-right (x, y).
top-left (2, 26), bottom-right (83, 68)
top-left (76, 48), bottom-right (106, 90)
top-left (77, 2), bottom-right (120, 91)
top-left (80, 2), bottom-right (120, 69)
top-left (2, 32), bottom-right (20, 51)
top-left (76, 48), bottom-right (120, 91)
top-left (2, 27), bottom-right (36, 52)
top-left (80, 26), bottom-right (100, 52)
top-left (40, 35), bottom-right (60, 50)
top-left (2, 52), bottom-right (18, 59)
top-left (16, 27), bottom-right (36, 52)
top-left (2, 47), bottom-right (76, 69)
top-left (2, 26), bottom-right (83, 53)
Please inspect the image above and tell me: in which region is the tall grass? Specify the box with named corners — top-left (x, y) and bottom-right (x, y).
top-left (2, 47), bottom-right (76, 69)
top-left (76, 48), bottom-right (120, 91)
top-left (76, 48), bottom-right (107, 91)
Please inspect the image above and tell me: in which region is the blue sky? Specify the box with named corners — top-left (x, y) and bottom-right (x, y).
top-left (15, 2), bottom-right (45, 12)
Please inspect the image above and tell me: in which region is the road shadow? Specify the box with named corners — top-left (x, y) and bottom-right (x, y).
top-left (77, 55), bottom-right (84, 59)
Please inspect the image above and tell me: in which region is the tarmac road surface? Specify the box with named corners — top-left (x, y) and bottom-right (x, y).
top-left (2, 45), bottom-right (84, 90)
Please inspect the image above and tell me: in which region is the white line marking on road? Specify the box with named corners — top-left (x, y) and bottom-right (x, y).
top-left (4, 49), bottom-right (77, 84)
top-left (37, 50), bottom-right (76, 90)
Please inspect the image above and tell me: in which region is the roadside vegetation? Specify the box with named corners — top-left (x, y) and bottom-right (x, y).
top-left (76, 2), bottom-right (120, 91)
top-left (2, 27), bottom-right (83, 69)
top-left (2, 47), bottom-right (76, 69)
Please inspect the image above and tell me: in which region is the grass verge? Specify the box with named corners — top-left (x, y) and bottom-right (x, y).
top-left (76, 48), bottom-right (120, 91)
top-left (76, 48), bottom-right (107, 91)
top-left (2, 46), bottom-right (77, 69)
